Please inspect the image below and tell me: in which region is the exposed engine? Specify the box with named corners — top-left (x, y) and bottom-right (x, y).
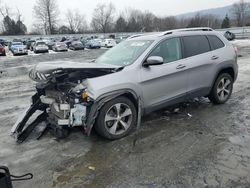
top-left (11, 61), bottom-right (122, 142)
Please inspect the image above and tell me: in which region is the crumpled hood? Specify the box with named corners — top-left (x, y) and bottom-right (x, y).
top-left (29, 61), bottom-right (122, 83)
top-left (33, 61), bottom-right (120, 74)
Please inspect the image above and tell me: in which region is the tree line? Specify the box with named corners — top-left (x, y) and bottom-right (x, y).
top-left (0, 0), bottom-right (250, 35)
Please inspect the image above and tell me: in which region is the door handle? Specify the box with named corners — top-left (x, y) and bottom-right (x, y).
top-left (211, 55), bottom-right (219, 60)
top-left (176, 64), bottom-right (186, 69)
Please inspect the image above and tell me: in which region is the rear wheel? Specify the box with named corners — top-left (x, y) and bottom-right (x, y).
top-left (95, 97), bottom-right (137, 140)
top-left (209, 73), bottom-right (233, 104)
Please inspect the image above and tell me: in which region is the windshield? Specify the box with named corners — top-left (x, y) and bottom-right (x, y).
top-left (96, 40), bottom-right (153, 66)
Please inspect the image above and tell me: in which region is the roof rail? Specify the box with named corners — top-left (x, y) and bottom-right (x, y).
top-left (161, 27), bottom-right (213, 36)
top-left (127, 34), bottom-right (146, 39)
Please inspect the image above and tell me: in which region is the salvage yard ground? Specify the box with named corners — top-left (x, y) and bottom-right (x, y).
top-left (0, 40), bottom-right (250, 188)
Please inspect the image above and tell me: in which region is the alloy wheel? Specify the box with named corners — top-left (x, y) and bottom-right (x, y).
top-left (104, 103), bottom-right (133, 135)
top-left (217, 77), bottom-right (232, 101)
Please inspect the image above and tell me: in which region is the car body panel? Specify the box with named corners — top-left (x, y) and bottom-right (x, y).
top-left (139, 59), bottom-right (188, 111)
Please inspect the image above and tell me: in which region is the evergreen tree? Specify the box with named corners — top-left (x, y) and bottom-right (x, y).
top-left (115, 16), bottom-right (127, 32)
top-left (221, 15), bottom-right (231, 28)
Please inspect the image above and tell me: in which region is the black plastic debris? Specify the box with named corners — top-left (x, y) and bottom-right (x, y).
top-left (0, 166), bottom-right (33, 188)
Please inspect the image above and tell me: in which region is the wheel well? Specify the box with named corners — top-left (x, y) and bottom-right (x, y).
top-left (120, 93), bottom-right (138, 111)
top-left (218, 67), bottom-right (235, 81)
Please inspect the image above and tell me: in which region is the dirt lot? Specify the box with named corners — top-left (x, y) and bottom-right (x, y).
top-left (0, 41), bottom-right (250, 188)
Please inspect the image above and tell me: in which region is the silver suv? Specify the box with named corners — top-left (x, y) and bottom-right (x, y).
top-left (12, 28), bottom-right (238, 141)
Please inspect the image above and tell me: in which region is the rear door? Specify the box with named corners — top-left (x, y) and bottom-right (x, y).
top-left (139, 37), bottom-right (188, 112)
top-left (182, 35), bottom-right (216, 98)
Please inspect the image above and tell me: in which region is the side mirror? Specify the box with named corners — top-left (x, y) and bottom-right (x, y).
top-left (144, 56), bottom-right (164, 67)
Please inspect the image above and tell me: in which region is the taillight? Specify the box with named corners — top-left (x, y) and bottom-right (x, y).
top-left (234, 46), bottom-right (238, 54)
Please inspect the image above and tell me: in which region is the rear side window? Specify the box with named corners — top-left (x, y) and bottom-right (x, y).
top-left (182, 35), bottom-right (210, 58)
top-left (207, 35), bottom-right (225, 50)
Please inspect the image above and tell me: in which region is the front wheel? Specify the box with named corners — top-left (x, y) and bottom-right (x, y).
top-left (209, 73), bottom-right (233, 104)
top-left (95, 97), bottom-right (137, 140)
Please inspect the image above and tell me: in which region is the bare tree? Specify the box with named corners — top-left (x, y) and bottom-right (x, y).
top-left (66, 10), bottom-right (87, 33)
top-left (91, 3), bottom-right (115, 33)
top-left (231, 0), bottom-right (250, 27)
top-left (33, 0), bottom-right (59, 34)
top-left (139, 11), bottom-right (156, 32)
top-left (0, 3), bottom-right (11, 18)
top-left (154, 16), bottom-right (178, 31)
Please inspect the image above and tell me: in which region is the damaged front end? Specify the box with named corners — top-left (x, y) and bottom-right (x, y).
top-left (11, 61), bottom-right (121, 143)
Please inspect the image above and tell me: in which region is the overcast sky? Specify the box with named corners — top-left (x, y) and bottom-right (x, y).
top-left (1, 0), bottom-right (239, 31)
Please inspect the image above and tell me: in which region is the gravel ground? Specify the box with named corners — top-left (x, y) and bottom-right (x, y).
top-left (0, 41), bottom-right (250, 188)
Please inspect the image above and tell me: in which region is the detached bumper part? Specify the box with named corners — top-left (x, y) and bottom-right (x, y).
top-left (11, 93), bottom-right (48, 143)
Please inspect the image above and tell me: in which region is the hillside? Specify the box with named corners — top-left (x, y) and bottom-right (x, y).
top-left (176, 5), bottom-right (233, 19)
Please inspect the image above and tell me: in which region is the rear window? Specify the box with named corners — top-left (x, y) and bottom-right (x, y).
top-left (183, 35), bottom-right (210, 58)
top-left (207, 35), bottom-right (225, 50)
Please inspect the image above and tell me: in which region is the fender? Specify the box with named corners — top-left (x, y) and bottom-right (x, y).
top-left (209, 64), bottom-right (237, 93)
top-left (85, 89), bottom-right (142, 136)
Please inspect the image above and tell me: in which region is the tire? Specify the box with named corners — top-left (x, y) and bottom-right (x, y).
top-left (95, 97), bottom-right (137, 140)
top-left (209, 73), bottom-right (233, 104)
top-left (3, 51), bottom-right (6, 56)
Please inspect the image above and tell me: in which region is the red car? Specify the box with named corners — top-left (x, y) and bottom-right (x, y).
top-left (0, 44), bottom-right (6, 56)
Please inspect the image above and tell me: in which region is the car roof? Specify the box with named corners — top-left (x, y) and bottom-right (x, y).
top-left (12, 42), bottom-right (23, 44)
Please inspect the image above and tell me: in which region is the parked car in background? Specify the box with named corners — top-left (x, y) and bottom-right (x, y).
top-left (80, 38), bottom-right (88, 47)
top-left (26, 39), bottom-right (36, 50)
top-left (46, 40), bottom-right (56, 50)
top-left (223, 31), bottom-right (236, 41)
top-left (0, 39), bottom-right (6, 46)
top-left (65, 38), bottom-right (77, 47)
top-left (101, 39), bottom-right (117, 48)
top-left (0, 44), bottom-right (6, 56)
top-left (115, 37), bottom-right (123, 44)
top-left (52, 42), bottom-right (68, 52)
top-left (33, 41), bottom-right (49, 53)
top-left (9, 42), bottom-right (28, 56)
top-left (30, 42), bottom-right (36, 51)
top-left (12, 38), bottom-right (23, 43)
top-left (85, 39), bottom-right (101, 49)
top-left (69, 41), bottom-right (85, 50)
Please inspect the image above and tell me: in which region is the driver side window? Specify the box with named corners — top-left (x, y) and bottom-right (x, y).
top-left (150, 38), bottom-right (182, 64)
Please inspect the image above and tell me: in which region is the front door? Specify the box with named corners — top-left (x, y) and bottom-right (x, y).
top-left (139, 37), bottom-right (188, 112)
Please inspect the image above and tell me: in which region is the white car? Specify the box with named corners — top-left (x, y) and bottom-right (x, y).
top-left (101, 39), bottom-right (116, 48)
top-left (52, 42), bottom-right (68, 52)
top-left (34, 41), bottom-right (49, 53)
